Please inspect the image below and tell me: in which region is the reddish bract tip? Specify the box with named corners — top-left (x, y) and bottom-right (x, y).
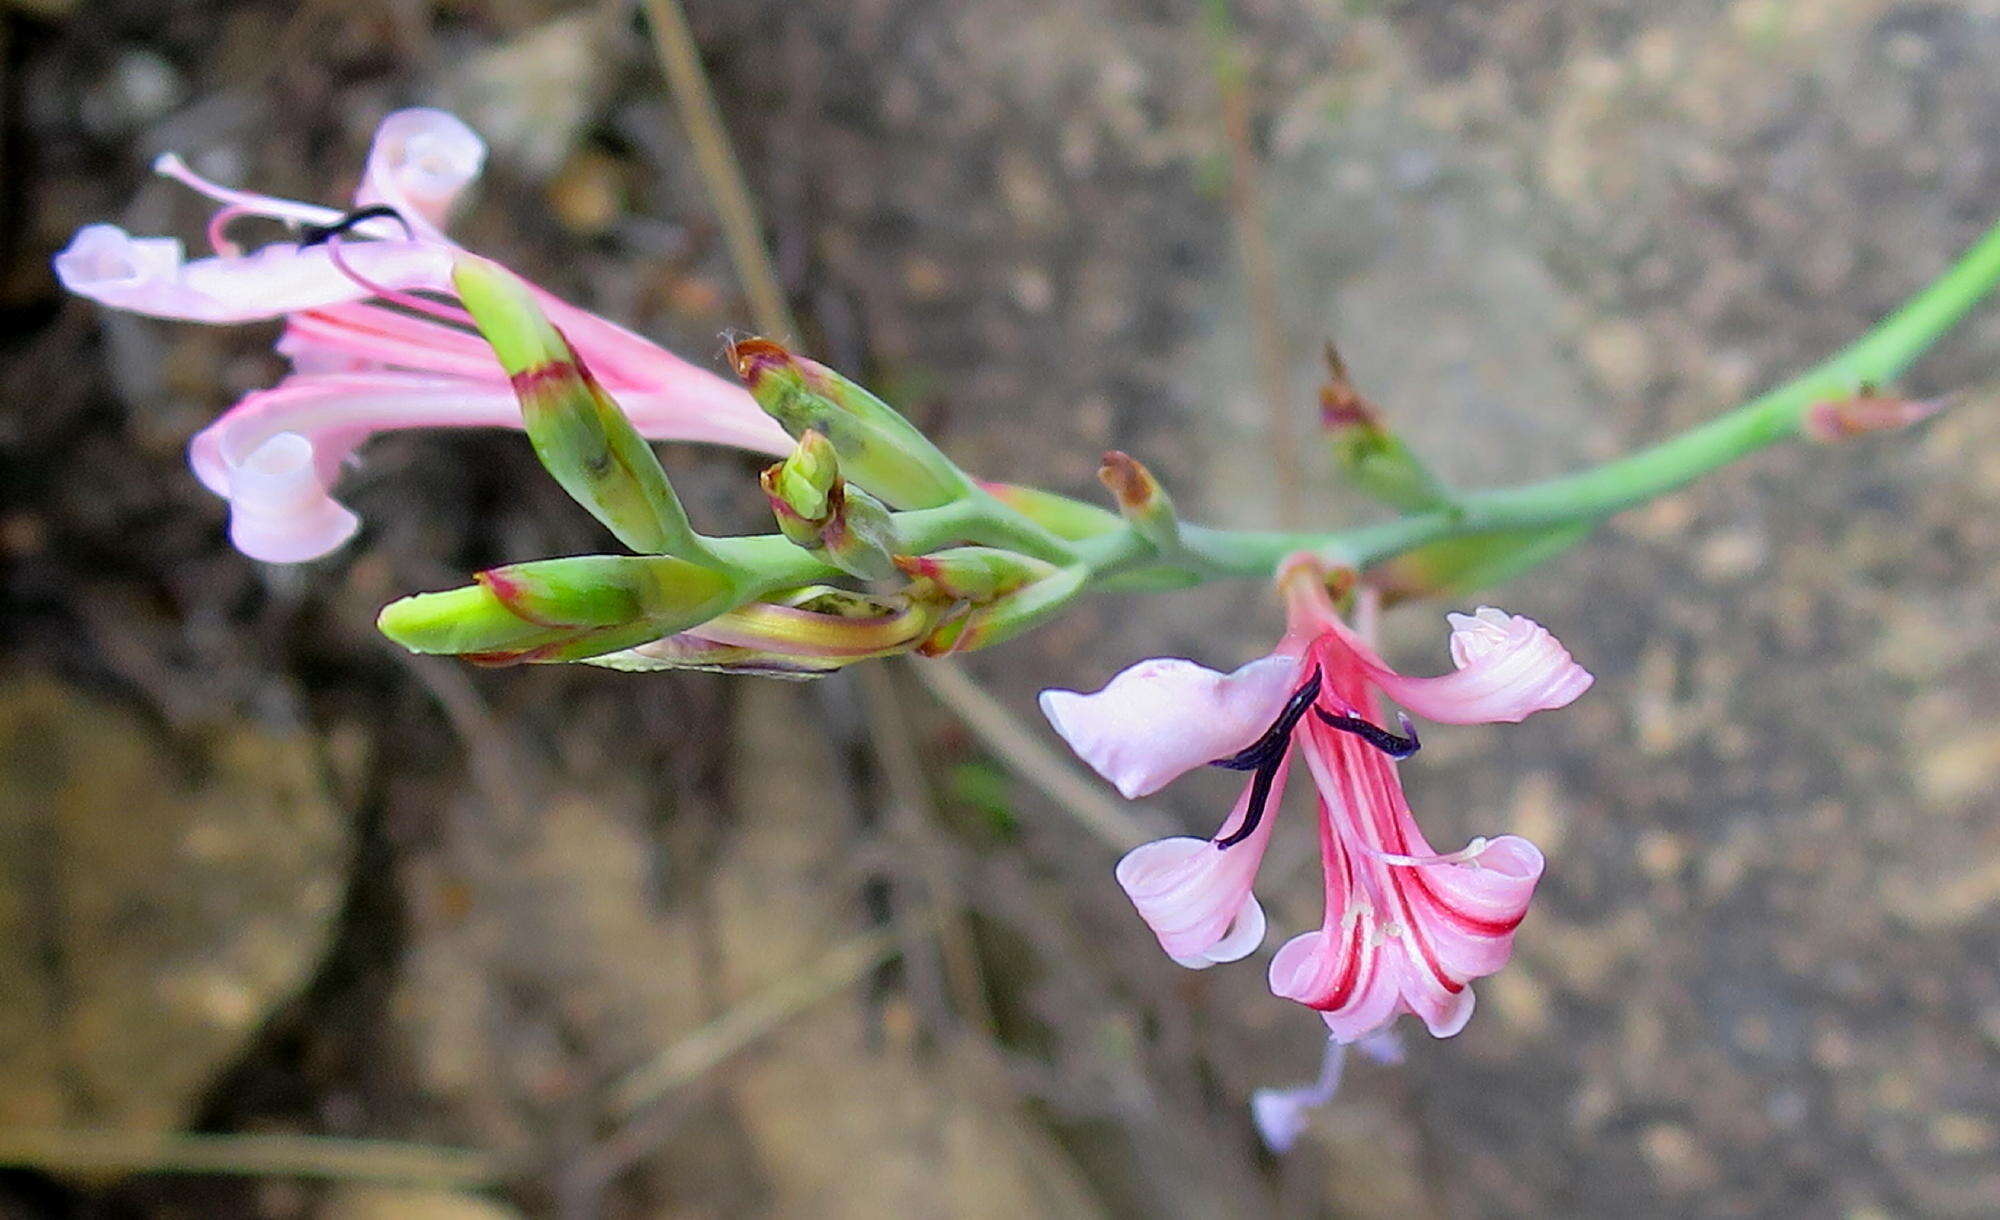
top-left (473, 568), bottom-right (568, 629)
top-left (727, 335), bottom-right (793, 385)
top-left (1318, 340), bottom-right (1382, 432)
top-left (1803, 392), bottom-right (1944, 442)
top-left (1097, 450), bottom-right (1160, 511)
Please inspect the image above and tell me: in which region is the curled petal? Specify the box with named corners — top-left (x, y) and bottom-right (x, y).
top-left (55, 225), bottom-right (454, 324)
top-left (355, 109), bottom-right (486, 237)
top-left (221, 432), bottom-right (359, 563)
top-left (1119, 838), bottom-right (1270, 968)
top-left (1040, 653), bottom-right (1299, 798)
top-left (1370, 606), bottom-right (1593, 725)
top-left (1394, 834), bottom-right (1543, 985)
top-left (1269, 920), bottom-right (1404, 1044)
top-left (1115, 758), bottom-right (1288, 965)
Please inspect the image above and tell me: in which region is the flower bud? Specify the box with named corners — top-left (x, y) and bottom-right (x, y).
top-left (1319, 342), bottom-right (1451, 512)
top-left (454, 256), bottom-right (705, 558)
top-left (759, 431), bottom-right (900, 580)
top-left (586, 586), bottom-right (938, 675)
top-left (377, 553), bottom-right (743, 664)
top-left (894, 546), bottom-right (1054, 603)
top-left (1098, 450), bottom-right (1180, 552)
top-left (729, 336), bottom-right (971, 508)
top-left (918, 564), bottom-right (1088, 656)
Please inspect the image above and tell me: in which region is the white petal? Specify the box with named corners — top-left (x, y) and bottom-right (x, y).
top-left (1039, 652), bottom-right (1299, 798)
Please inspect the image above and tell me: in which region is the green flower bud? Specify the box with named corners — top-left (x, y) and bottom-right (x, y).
top-left (729, 337), bottom-right (971, 508)
top-left (377, 554), bottom-right (743, 664)
top-left (1319, 341), bottom-right (1452, 513)
top-left (454, 256), bottom-right (706, 558)
top-left (759, 431), bottom-right (901, 580)
top-left (917, 564), bottom-right (1088, 656)
top-left (893, 546), bottom-right (1054, 603)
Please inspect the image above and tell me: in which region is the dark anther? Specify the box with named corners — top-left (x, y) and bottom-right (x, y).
top-left (298, 205), bottom-right (411, 248)
top-left (1314, 707), bottom-right (1422, 760)
top-left (1214, 759), bottom-right (1280, 850)
top-left (1210, 668), bottom-right (1321, 773)
top-left (1208, 668), bottom-right (1321, 852)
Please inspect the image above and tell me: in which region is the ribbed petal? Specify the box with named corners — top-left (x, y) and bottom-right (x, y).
top-left (1041, 653), bottom-right (1298, 798)
top-left (354, 109), bottom-right (486, 238)
top-left (1115, 758), bottom-right (1288, 965)
top-left (1369, 606), bottom-right (1593, 725)
top-left (220, 432), bottom-right (360, 563)
top-left (54, 225), bottom-right (453, 324)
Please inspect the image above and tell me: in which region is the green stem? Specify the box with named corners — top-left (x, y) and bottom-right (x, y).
top-left (1174, 213), bottom-right (2000, 577)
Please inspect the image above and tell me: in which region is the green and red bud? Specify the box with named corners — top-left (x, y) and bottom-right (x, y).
top-left (585, 586), bottom-right (939, 675)
top-left (893, 546), bottom-right (1054, 603)
top-left (729, 336), bottom-right (971, 509)
top-left (917, 564), bottom-right (1088, 656)
top-left (1098, 450), bottom-right (1180, 552)
top-left (1319, 341), bottom-right (1452, 513)
top-left (377, 553), bottom-right (743, 664)
top-left (454, 256), bottom-right (705, 558)
top-left (759, 430), bottom-right (900, 580)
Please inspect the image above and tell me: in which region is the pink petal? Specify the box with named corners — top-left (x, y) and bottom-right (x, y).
top-left (1369, 606), bottom-right (1593, 725)
top-left (1113, 758), bottom-right (1289, 965)
top-left (1040, 653), bottom-right (1299, 798)
top-left (221, 432), bottom-right (359, 563)
top-left (277, 303), bottom-right (501, 377)
top-left (355, 109), bottom-right (486, 238)
top-left (1269, 921), bottom-right (1405, 1043)
top-left (55, 225), bottom-right (454, 324)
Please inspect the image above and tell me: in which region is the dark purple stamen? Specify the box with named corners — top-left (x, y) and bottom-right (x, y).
top-left (1208, 669), bottom-right (1321, 851)
top-left (1214, 762), bottom-right (1281, 850)
top-left (298, 204), bottom-right (411, 248)
top-left (1210, 668), bottom-right (1321, 773)
top-left (1314, 707), bottom-right (1422, 759)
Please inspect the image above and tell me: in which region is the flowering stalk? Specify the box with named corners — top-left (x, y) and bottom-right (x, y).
top-left (55, 102), bottom-right (2000, 1144)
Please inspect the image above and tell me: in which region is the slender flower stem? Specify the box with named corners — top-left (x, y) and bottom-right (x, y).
top-left (1127, 212), bottom-right (2000, 580)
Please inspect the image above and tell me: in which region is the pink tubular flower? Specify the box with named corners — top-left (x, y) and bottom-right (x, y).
top-left (54, 109), bottom-right (790, 563)
top-left (1040, 555), bottom-right (1592, 1044)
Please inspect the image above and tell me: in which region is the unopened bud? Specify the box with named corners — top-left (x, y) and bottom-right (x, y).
top-left (377, 553), bottom-right (743, 664)
top-left (588, 586), bottom-right (938, 675)
top-left (771, 430), bottom-right (839, 521)
top-left (729, 336), bottom-right (971, 508)
top-left (1318, 341), bottom-right (1451, 513)
top-left (454, 256), bottom-right (704, 558)
top-left (917, 564), bottom-right (1088, 656)
top-left (894, 546), bottom-right (1054, 603)
top-left (760, 431), bottom-right (900, 580)
top-left (1098, 450), bottom-right (1180, 551)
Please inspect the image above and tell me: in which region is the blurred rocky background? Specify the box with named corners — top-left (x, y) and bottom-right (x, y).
top-left (4, 0), bottom-right (2000, 1216)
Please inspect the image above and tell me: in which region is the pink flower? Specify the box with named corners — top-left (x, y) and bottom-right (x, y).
top-left (1040, 556), bottom-right (1591, 1044)
top-left (55, 108), bottom-right (789, 563)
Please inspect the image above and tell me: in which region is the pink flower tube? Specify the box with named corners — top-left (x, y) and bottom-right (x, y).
top-left (55, 108), bottom-right (789, 562)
